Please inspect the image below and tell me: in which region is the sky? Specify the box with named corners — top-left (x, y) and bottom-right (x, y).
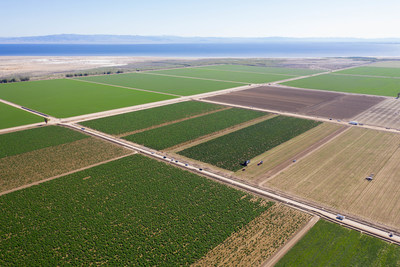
top-left (1, 0), bottom-right (400, 38)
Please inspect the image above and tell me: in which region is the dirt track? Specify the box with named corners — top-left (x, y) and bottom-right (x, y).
top-left (205, 85), bottom-right (385, 120)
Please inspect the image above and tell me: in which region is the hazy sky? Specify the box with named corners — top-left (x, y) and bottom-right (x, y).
top-left (1, 0), bottom-right (399, 38)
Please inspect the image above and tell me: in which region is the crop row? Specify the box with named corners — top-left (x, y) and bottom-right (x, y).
top-left (0, 126), bottom-right (88, 158)
top-left (81, 101), bottom-right (225, 135)
top-left (276, 220), bottom-right (400, 266)
top-left (124, 108), bottom-right (266, 150)
top-left (0, 154), bottom-right (271, 265)
top-left (179, 116), bottom-right (321, 171)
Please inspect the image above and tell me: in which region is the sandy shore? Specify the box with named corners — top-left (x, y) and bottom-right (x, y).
top-left (0, 56), bottom-right (186, 78)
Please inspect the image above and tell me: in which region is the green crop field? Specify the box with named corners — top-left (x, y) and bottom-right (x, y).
top-left (0, 102), bottom-right (42, 130)
top-left (179, 116), bottom-right (321, 171)
top-left (81, 101), bottom-right (225, 135)
top-left (149, 68), bottom-right (294, 83)
top-left (124, 108), bottom-right (266, 150)
top-left (78, 72), bottom-right (242, 96)
top-left (0, 79), bottom-right (175, 118)
top-left (200, 65), bottom-right (324, 76)
top-left (282, 74), bottom-right (400, 97)
top-left (0, 154), bottom-right (271, 265)
top-left (336, 66), bottom-right (400, 78)
top-left (0, 126), bottom-right (88, 158)
top-left (276, 220), bottom-right (400, 266)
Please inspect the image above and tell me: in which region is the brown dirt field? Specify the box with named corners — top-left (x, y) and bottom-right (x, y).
top-left (205, 85), bottom-right (385, 120)
top-left (234, 123), bottom-right (345, 181)
top-left (265, 127), bottom-right (400, 230)
top-left (0, 137), bottom-right (131, 192)
top-left (192, 203), bottom-right (311, 267)
top-left (353, 98), bottom-right (400, 130)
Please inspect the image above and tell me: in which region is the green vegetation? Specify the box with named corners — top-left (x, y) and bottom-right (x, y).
top-left (124, 108), bottom-right (266, 150)
top-left (0, 154), bottom-right (271, 265)
top-left (81, 101), bottom-right (225, 135)
top-left (336, 66), bottom-right (400, 78)
top-left (150, 68), bottom-right (294, 83)
top-left (179, 116), bottom-right (321, 171)
top-left (0, 126), bottom-right (88, 158)
top-left (276, 220), bottom-right (400, 266)
top-left (0, 79), bottom-right (175, 118)
top-left (0, 102), bottom-right (42, 130)
top-left (200, 65), bottom-right (323, 76)
top-left (78, 72), bottom-right (242, 96)
top-left (282, 74), bottom-right (400, 97)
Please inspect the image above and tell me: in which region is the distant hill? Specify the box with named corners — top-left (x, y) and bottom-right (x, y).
top-left (0, 34), bottom-right (400, 44)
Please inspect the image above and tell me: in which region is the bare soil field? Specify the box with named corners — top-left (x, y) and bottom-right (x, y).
top-left (205, 86), bottom-right (385, 120)
top-left (0, 56), bottom-right (167, 78)
top-left (353, 98), bottom-right (400, 130)
top-left (192, 203), bottom-right (311, 267)
top-left (265, 127), bottom-right (400, 230)
top-left (235, 123), bottom-right (345, 182)
top-left (0, 137), bottom-right (131, 192)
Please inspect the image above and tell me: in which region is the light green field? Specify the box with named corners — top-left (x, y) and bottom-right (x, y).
top-left (0, 79), bottom-right (175, 118)
top-left (0, 102), bottom-right (42, 130)
top-left (370, 61), bottom-right (400, 68)
top-left (149, 68), bottom-right (294, 83)
top-left (282, 74), bottom-right (400, 97)
top-left (78, 72), bottom-right (242, 96)
top-left (200, 65), bottom-right (324, 76)
top-left (336, 66), bottom-right (400, 78)
top-left (276, 220), bottom-right (400, 266)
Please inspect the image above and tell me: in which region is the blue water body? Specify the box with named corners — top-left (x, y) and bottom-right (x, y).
top-left (1, 43), bottom-right (400, 57)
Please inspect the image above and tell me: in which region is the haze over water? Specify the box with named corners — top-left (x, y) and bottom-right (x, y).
top-left (1, 43), bottom-right (400, 57)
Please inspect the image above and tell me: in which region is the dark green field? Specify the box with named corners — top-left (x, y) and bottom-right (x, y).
top-left (149, 68), bottom-right (294, 83)
top-left (0, 79), bottom-right (175, 118)
top-left (179, 116), bottom-right (321, 171)
top-left (200, 65), bottom-right (324, 76)
top-left (0, 154), bottom-right (271, 265)
top-left (124, 108), bottom-right (266, 150)
top-left (335, 66), bottom-right (400, 78)
top-left (282, 74), bottom-right (400, 97)
top-left (78, 72), bottom-right (242, 96)
top-left (81, 101), bottom-right (225, 135)
top-left (0, 126), bottom-right (88, 158)
top-left (0, 102), bottom-right (42, 130)
top-left (276, 220), bottom-right (400, 266)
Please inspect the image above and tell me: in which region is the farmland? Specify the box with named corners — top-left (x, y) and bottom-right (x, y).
top-left (124, 108), bottom-right (266, 150)
top-left (199, 64), bottom-right (324, 76)
top-left (281, 73), bottom-right (400, 97)
top-left (0, 154), bottom-right (271, 265)
top-left (0, 102), bottom-right (42, 130)
top-left (0, 138), bottom-right (131, 192)
top-left (236, 123), bottom-right (344, 181)
top-left (78, 72), bottom-right (242, 96)
top-left (276, 220), bottom-right (400, 266)
top-left (149, 68), bottom-right (294, 83)
top-left (335, 66), bottom-right (400, 78)
top-left (353, 98), bottom-right (400, 130)
top-left (179, 116), bottom-right (321, 171)
top-left (0, 79), bottom-right (175, 118)
top-left (206, 85), bottom-right (384, 120)
top-left (80, 101), bottom-right (225, 135)
top-left (193, 203), bottom-right (311, 266)
top-left (0, 126), bottom-right (88, 158)
top-left (266, 127), bottom-right (400, 229)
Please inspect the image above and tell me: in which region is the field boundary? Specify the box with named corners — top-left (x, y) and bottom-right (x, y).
top-left (71, 78), bottom-right (182, 97)
top-left (262, 215), bottom-right (320, 267)
top-left (116, 107), bottom-right (231, 137)
top-left (142, 72), bottom-right (250, 84)
top-left (0, 152), bottom-right (135, 197)
top-left (257, 126), bottom-right (349, 185)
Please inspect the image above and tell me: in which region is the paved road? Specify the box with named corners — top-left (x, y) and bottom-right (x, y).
top-left (63, 122), bottom-right (400, 246)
